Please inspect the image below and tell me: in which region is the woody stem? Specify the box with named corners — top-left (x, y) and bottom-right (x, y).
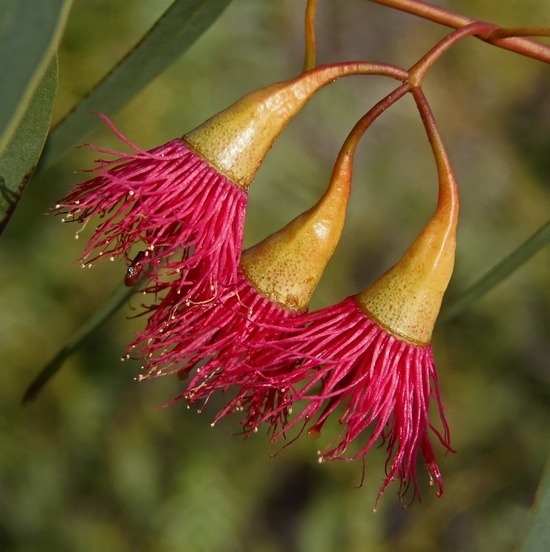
top-left (487, 27), bottom-right (550, 40)
top-left (369, 0), bottom-right (550, 64)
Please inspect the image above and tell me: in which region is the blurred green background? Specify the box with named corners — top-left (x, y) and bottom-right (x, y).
top-left (2, 0), bottom-right (550, 550)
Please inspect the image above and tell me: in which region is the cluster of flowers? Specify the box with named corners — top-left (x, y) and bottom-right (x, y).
top-left (55, 60), bottom-right (458, 504)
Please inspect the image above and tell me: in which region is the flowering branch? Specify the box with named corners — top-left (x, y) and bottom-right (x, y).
top-left (25, 0), bottom-right (550, 519)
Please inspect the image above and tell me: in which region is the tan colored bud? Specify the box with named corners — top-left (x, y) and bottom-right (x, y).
top-left (356, 205), bottom-right (457, 345)
top-left (241, 155), bottom-right (352, 312)
top-left (357, 88), bottom-right (459, 345)
top-left (184, 62), bottom-right (408, 190)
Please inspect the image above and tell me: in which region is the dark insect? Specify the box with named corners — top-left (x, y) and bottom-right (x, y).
top-left (125, 250), bottom-right (147, 287)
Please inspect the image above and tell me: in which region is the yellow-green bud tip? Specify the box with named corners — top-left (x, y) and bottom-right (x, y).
top-left (241, 160), bottom-right (352, 312)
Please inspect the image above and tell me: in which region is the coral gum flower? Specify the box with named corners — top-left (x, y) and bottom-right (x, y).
top-left (251, 297), bottom-right (453, 504)
top-left (57, 120), bottom-right (247, 299)
top-left (164, 86), bottom-right (411, 439)
top-left (54, 62), bottom-right (407, 300)
top-left (237, 88), bottom-right (459, 504)
top-left (131, 137), bottom-right (353, 418)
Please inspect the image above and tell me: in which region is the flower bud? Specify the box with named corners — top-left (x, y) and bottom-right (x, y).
top-left (240, 155), bottom-right (351, 312)
top-left (185, 62), bottom-right (406, 189)
top-left (356, 92), bottom-right (458, 344)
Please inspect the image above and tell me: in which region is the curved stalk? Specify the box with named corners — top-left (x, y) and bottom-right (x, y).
top-left (357, 87), bottom-right (459, 344)
top-left (303, 0), bottom-right (319, 72)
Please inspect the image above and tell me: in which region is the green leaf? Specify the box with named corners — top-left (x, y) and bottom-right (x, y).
top-left (22, 279), bottom-right (143, 404)
top-left (37, 0), bottom-right (233, 174)
top-left (514, 454), bottom-right (550, 552)
top-left (440, 218), bottom-right (550, 322)
top-left (0, 0), bottom-right (71, 153)
top-left (0, 57), bottom-right (58, 234)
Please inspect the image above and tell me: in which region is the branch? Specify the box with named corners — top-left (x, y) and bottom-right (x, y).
top-left (370, 0), bottom-right (550, 64)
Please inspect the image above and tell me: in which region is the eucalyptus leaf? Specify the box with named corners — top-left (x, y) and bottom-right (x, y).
top-left (37, 0), bottom-right (233, 174)
top-left (22, 279), bottom-right (143, 404)
top-left (440, 218), bottom-right (550, 322)
top-left (514, 454), bottom-right (550, 552)
top-left (0, 0), bottom-right (71, 153)
top-left (0, 57), bottom-right (58, 234)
